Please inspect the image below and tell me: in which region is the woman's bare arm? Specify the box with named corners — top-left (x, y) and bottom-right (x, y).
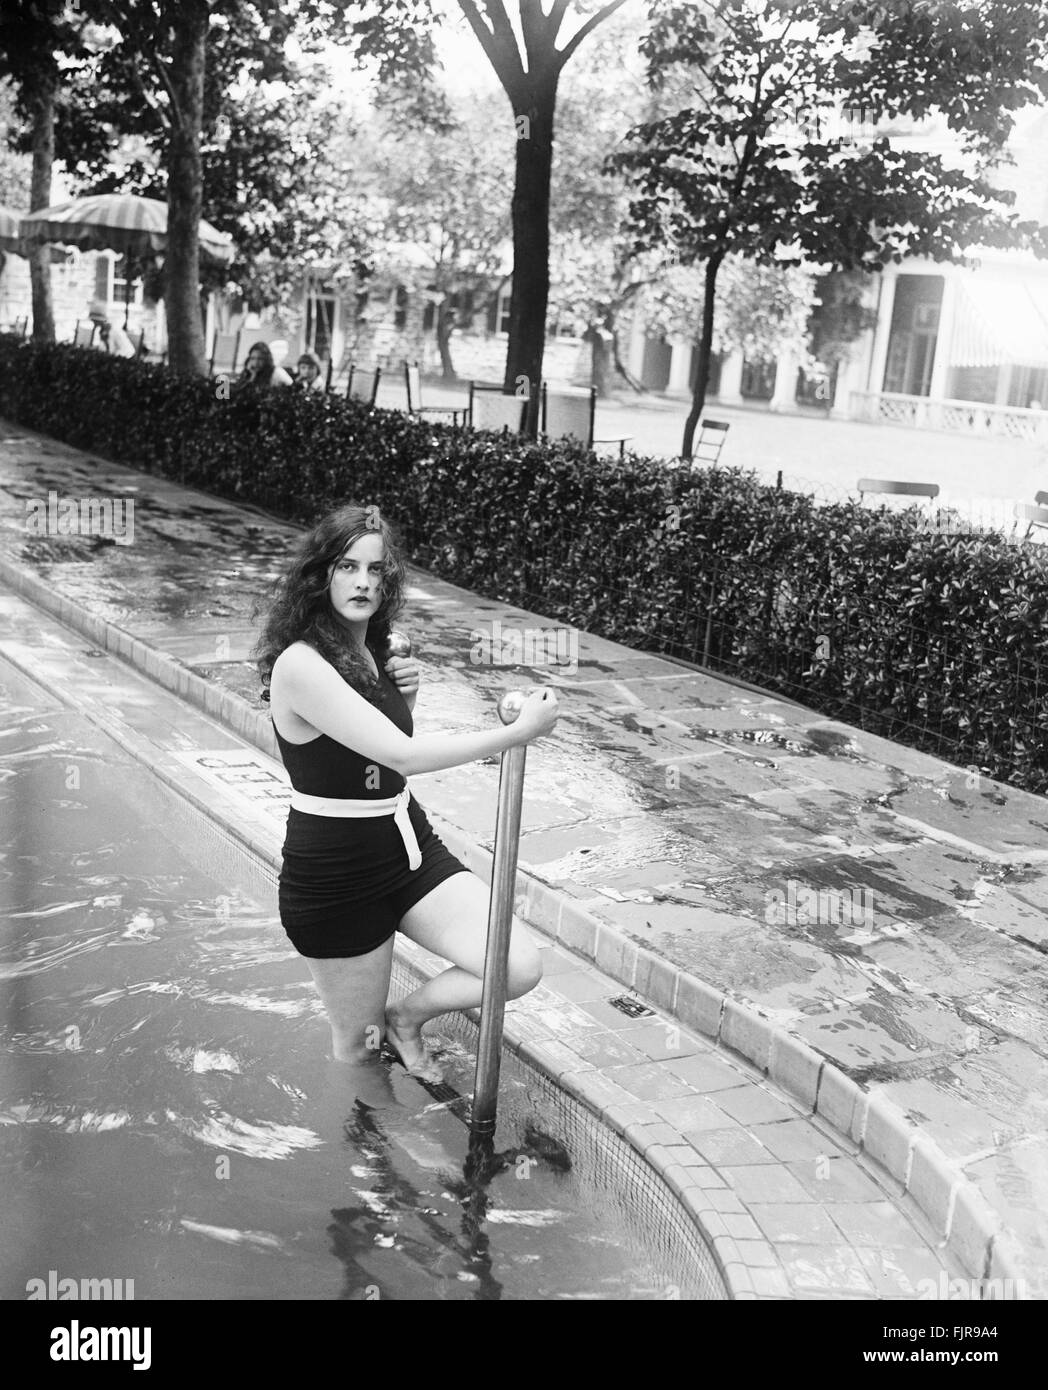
top-left (272, 644), bottom-right (553, 777)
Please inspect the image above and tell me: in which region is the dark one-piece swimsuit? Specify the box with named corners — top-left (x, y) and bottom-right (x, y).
top-left (273, 659), bottom-right (468, 959)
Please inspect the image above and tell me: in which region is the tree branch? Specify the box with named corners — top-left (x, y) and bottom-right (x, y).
top-left (150, 50), bottom-right (183, 132)
top-left (458, 0), bottom-right (525, 93)
top-left (555, 0), bottom-right (628, 70)
top-left (545, 0), bottom-right (571, 43)
top-left (519, 0), bottom-right (545, 68)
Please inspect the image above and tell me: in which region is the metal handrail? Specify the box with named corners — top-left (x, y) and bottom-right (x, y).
top-left (471, 689), bottom-right (528, 1137)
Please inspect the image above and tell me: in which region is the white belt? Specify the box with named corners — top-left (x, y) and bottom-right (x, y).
top-left (289, 787), bottom-right (422, 870)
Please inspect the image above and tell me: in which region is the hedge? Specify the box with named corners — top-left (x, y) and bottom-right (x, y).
top-left (3, 336), bottom-right (1047, 794)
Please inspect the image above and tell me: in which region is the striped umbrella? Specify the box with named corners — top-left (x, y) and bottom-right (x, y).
top-left (0, 204), bottom-right (23, 255)
top-left (18, 193), bottom-right (234, 264)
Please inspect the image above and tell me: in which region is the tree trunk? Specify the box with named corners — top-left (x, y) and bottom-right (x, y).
top-left (503, 72), bottom-right (557, 436)
top-left (585, 322), bottom-right (611, 397)
top-left (681, 256), bottom-right (723, 460)
top-left (436, 300), bottom-right (456, 380)
top-left (165, 3), bottom-right (208, 376)
top-left (612, 324), bottom-right (643, 392)
top-left (28, 64), bottom-right (56, 344)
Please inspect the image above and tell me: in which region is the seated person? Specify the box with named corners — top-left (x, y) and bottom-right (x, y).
top-left (238, 341), bottom-right (293, 390)
top-left (88, 302), bottom-right (136, 357)
top-left (294, 350), bottom-right (326, 391)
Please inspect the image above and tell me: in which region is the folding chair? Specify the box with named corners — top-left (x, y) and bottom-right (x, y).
top-left (12, 315), bottom-right (27, 339)
top-left (468, 381), bottom-right (527, 433)
top-left (1015, 503), bottom-right (1048, 539)
top-left (346, 364), bottom-right (381, 407)
top-left (404, 360), bottom-right (468, 425)
top-left (237, 327), bottom-right (269, 363)
top-left (72, 321), bottom-right (97, 349)
top-left (857, 479), bottom-right (940, 501)
top-left (209, 330), bottom-right (240, 377)
top-left (540, 383), bottom-right (632, 455)
top-left (693, 418), bottom-right (730, 465)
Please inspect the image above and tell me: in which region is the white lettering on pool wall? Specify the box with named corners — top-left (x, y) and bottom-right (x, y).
top-left (49, 1321), bottom-right (151, 1370)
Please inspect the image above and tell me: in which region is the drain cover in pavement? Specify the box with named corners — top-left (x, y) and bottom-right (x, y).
top-left (608, 995), bottom-right (655, 1019)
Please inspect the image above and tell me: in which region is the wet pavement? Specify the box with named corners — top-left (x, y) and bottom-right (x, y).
top-left (1, 419), bottom-right (1046, 1297)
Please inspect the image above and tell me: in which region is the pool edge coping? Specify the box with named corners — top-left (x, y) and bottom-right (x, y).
top-left (0, 547), bottom-right (1031, 1299)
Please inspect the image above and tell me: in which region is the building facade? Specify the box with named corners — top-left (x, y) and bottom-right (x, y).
top-left (1, 247), bottom-right (164, 348)
top-left (623, 105), bottom-right (1048, 439)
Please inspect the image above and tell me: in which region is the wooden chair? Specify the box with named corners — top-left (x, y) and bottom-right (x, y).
top-left (72, 320), bottom-right (97, 349)
top-left (346, 364), bottom-right (381, 407)
top-left (693, 418), bottom-right (730, 465)
top-left (468, 381), bottom-right (527, 433)
top-left (541, 382), bottom-right (632, 455)
top-left (857, 478), bottom-right (940, 501)
top-left (209, 330), bottom-right (240, 377)
top-left (404, 360), bottom-right (468, 425)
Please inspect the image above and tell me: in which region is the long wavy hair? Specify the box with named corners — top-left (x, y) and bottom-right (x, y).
top-left (254, 505), bottom-right (407, 704)
top-left (241, 340), bottom-right (277, 387)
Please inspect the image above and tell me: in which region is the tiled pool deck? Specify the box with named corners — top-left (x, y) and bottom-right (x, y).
top-left (1, 420), bottom-right (1044, 1300)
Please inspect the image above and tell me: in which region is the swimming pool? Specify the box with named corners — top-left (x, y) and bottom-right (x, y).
top-left (0, 655), bottom-right (725, 1300)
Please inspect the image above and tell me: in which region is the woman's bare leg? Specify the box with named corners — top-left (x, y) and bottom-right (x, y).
top-left (389, 872), bottom-right (542, 1080)
top-left (304, 934), bottom-right (396, 1064)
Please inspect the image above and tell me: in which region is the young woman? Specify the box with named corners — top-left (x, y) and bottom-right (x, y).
top-left (239, 341), bottom-right (293, 390)
top-left (255, 505), bottom-right (558, 1082)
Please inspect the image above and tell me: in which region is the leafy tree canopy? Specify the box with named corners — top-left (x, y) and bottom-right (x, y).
top-left (610, 0), bottom-right (1048, 454)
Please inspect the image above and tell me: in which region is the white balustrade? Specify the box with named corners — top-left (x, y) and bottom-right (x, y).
top-left (849, 391), bottom-right (1048, 442)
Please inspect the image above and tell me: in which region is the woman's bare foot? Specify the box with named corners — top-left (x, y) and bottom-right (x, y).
top-left (384, 1004), bottom-right (445, 1084)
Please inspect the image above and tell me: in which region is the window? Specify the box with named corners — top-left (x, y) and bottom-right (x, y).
top-left (496, 279), bottom-right (512, 335)
top-left (93, 253), bottom-right (143, 310)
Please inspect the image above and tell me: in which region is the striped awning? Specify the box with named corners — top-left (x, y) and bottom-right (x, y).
top-left (951, 274), bottom-right (1048, 369)
top-left (19, 194), bottom-right (234, 265)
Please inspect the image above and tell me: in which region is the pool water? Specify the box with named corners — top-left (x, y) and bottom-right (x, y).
top-left (0, 660), bottom-right (706, 1300)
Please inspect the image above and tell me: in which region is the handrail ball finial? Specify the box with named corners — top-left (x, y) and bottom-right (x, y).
top-left (497, 690), bottom-right (527, 726)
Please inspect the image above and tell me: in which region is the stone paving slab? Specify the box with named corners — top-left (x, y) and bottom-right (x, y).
top-left (0, 590), bottom-right (968, 1302)
top-left (1, 420), bottom-right (1046, 1295)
